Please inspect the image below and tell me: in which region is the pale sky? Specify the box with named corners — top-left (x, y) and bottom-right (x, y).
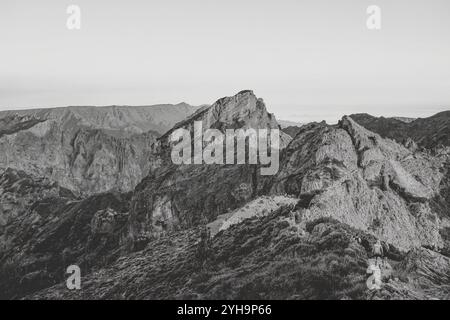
top-left (1, 0), bottom-right (450, 123)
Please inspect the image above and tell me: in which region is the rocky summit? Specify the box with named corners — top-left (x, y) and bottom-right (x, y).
top-left (0, 91), bottom-right (449, 300)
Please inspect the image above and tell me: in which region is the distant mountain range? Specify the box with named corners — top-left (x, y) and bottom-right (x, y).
top-left (391, 117), bottom-right (416, 123)
top-left (350, 111), bottom-right (450, 149)
top-left (0, 104), bottom-right (197, 196)
top-left (0, 103), bottom-right (197, 136)
top-left (278, 119), bottom-right (305, 128)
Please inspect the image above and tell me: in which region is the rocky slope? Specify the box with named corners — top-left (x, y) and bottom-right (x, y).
top-left (26, 212), bottom-right (450, 300)
top-left (26, 213), bottom-right (378, 300)
top-left (350, 111), bottom-right (450, 149)
top-left (128, 90), bottom-right (291, 245)
top-left (0, 104), bottom-right (196, 196)
top-left (0, 91), bottom-right (449, 300)
top-left (279, 119), bottom-right (305, 138)
top-left (0, 91), bottom-right (294, 298)
top-left (368, 247), bottom-right (450, 299)
top-left (268, 117), bottom-right (449, 251)
top-left (0, 168), bottom-right (132, 299)
top-left (281, 126), bottom-right (304, 139)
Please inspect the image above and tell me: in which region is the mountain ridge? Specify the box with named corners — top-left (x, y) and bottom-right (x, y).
top-left (0, 103), bottom-right (198, 196)
top-left (0, 91), bottom-right (449, 300)
top-left (350, 111), bottom-right (450, 149)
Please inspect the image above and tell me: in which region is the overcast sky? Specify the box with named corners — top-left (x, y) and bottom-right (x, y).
top-left (1, 0), bottom-right (450, 123)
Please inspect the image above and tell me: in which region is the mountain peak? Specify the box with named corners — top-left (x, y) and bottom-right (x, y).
top-left (160, 90), bottom-right (283, 140)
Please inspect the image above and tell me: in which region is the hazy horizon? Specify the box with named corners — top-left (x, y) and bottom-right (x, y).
top-left (1, 95), bottom-right (447, 125)
top-left (2, 0), bottom-right (450, 123)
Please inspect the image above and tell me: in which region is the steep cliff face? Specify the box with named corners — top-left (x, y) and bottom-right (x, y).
top-left (128, 91), bottom-right (291, 244)
top-left (0, 104), bottom-right (196, 196)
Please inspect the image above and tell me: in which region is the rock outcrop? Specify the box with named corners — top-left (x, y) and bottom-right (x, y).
top-left (269, 116), bottom-right (448, 251)
top-left (368, 247), bottom-right (450, 300)
top-left (128, 90), bottom-right (291, 244)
